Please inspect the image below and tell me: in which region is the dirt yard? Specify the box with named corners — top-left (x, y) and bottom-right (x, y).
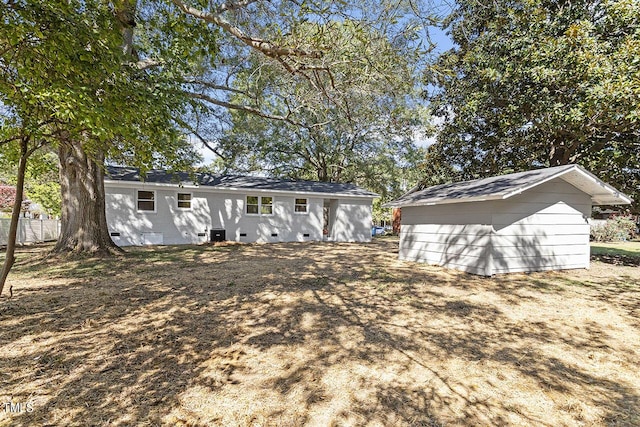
top-left (1, 239), bottom-right (639, 426)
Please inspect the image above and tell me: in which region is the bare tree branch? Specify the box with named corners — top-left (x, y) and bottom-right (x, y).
top-left (135, 58), bottom-right (163, 70)
top-left (183, 78), bottom-right (249, 96)
top-left (0, 135), bottom-right (23, 146)
top-left (214, 0), bottom-right (261, 14)
top-left (171, 0), bottom-right (323, 59)
top-left (174, 117), bottom-right (227, 159)
top-left (185, 91), bottom-right (304, 127)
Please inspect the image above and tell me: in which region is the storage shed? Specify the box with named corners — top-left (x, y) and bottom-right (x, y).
top-left (385, 165), bottom-right (632, 275)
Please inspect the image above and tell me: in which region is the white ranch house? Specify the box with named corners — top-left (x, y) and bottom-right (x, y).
top-left (385, 165), bottom-right (632, 276)
top-left (104, 166), bottom-right (377, 246)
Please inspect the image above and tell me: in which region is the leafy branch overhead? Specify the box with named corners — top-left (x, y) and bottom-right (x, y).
top-left (172, 0), bottom-right (324, 61)
top-left (2, 0), bottom-right (432, 165)
top-left (166, 0), bottom-right (433, 134)
top-left (169, 1), bottom-right (431, 201)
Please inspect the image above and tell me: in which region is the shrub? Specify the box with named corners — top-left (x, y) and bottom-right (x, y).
top-left (590, 215), bottom-right (637, 242)
top-left (0, 185), bottom-right (16, 212)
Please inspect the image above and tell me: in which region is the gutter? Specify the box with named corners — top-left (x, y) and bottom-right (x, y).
top-left (104, 179), bottom-right (379, 200)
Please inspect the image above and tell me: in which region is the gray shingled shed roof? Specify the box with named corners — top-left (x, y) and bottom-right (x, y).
top-left (105, 166), bottom-right (378, 198)
top-left (384, 164), bottom-right (632, 208)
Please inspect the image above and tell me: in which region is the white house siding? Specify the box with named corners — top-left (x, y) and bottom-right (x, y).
top-left (106, 185), bottom-right (340, 245)
top-left (490, 179), bottom-right (591, 274)
top-left (328, 199), bottom-right (373, 243)
top-left (399, 178), bottom-right (593, 275)
top-left (204, 193), bottom-right (324, 243)
top-left (105, 186), bottom-right (211, 246)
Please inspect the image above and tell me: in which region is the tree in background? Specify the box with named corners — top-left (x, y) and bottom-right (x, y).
top-left (425, 0), bottom-right (640, 210)
top-left (1, 150), bottom-right (62, 218)
top-left (23, 150), bottom-right (62, 218)
top-left (212, 19), bottom-right (428, 205)
top-left (26, 182), bottom-right (61, 218)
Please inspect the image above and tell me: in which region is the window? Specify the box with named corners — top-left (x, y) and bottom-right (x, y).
top-left (177, 193), bottom-right (191, 209)
top-left (246, 196), bottom-right (259, 214)
top-left (137, 190), bottom-right (155, 212)
top-left (261, 197), bottom-right (273, 215)
top-left (295, 198), bottom-right (308, 213)
top-left (246, 195), bottom-right (273, 215)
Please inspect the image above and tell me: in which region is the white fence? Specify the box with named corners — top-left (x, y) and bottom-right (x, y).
top-left (0, 218), bottom-right (61, 246)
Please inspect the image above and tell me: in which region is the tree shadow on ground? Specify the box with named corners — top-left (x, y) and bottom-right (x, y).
top-left (591, 253), bottom-right (640, 267)
top-left (1, 239), bottom-right (639, 426)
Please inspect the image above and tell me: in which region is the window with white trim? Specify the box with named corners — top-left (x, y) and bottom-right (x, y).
top-left (246, 195), bottom-right (274, 215)
top-left (295, 198), bottom-right (308, 213)
top-left (177, 192), bottom-right (191, 209)
top-left (137, 190), bottom-right (155, 212)
top-left (246, 196), bottom-right (259, 214)
top-left (260, 196), bottom-right (273, 215)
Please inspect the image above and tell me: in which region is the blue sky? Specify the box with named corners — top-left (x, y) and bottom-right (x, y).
top-left (429, 25), bottom-right (454, 54)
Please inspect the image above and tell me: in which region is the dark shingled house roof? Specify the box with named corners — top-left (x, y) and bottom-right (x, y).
top-left (384, 164), bottom-right (631, 207)
top-left (105, 166), bottom-right (378, 198)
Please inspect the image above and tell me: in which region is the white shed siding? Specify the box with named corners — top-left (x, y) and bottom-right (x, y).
top-left (399, 205), bottom-right (493, 276)
top-left (398, 178), bottom-right (593, 275)
top-left (490, 180), bottom-right (591, 274)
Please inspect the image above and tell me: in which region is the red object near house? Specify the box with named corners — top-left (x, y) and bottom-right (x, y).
top-left (392, 208), bottom-right (401, 235)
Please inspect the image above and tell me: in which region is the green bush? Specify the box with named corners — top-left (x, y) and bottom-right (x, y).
top-left (590, 215), bottom-right (637, 242)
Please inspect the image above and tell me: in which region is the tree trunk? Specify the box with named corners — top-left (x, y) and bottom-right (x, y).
top-left (0, 138), bottom-right (28, 298)
top-left (51, 1), bottom-right (135, 256)
top-left (549, 145), bottom-right (563, 166)
top-left (53, 138), bottom-right (120, 255)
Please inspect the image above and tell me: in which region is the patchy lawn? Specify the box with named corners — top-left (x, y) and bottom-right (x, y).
top-left (591, 241), bottom-right (640, 266)
top-left (1, 239), bottom-right (639, 426)
top-left (591, 241), bottom-right (640, 257)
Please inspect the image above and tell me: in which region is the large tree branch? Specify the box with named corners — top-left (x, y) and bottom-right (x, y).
top-left (171, 0), bottom-right (323, 59)
top-left (114, 0), bottom-right (137, 58)
top-left (183, 78), bottom-right (249, 96)
top-left (185, 91), bottom-right (306, 127)
top-left (0, 135), bottom-right (23, 146)
top-left (213, 0), bottom-right (260, 14)
top-left (135, 58), bottom-right (163, 70)
top-left (26, 138), bottom-right (48, 157)
top-left (174, 117), bottom-right (227, 159)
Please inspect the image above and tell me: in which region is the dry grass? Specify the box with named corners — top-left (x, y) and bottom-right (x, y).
top-left (1, 238), bottom-right (639, 426)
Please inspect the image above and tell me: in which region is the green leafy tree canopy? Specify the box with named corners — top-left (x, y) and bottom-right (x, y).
top-left (425, 0), bottom-right (640, 210)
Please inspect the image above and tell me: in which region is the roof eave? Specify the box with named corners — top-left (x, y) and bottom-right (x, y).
top-left (104, 179), bottom-right (378, 199)
top-left (591, 194), bottom-right (633, 206)
top-left (501, 165), bottom-right (632, 206)
top-left (384, 164), bottom-right (633, 208)
top-left (500, 164), bottom-right (579, 200)
top-left (383, 194), bottom-right (504, 208)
